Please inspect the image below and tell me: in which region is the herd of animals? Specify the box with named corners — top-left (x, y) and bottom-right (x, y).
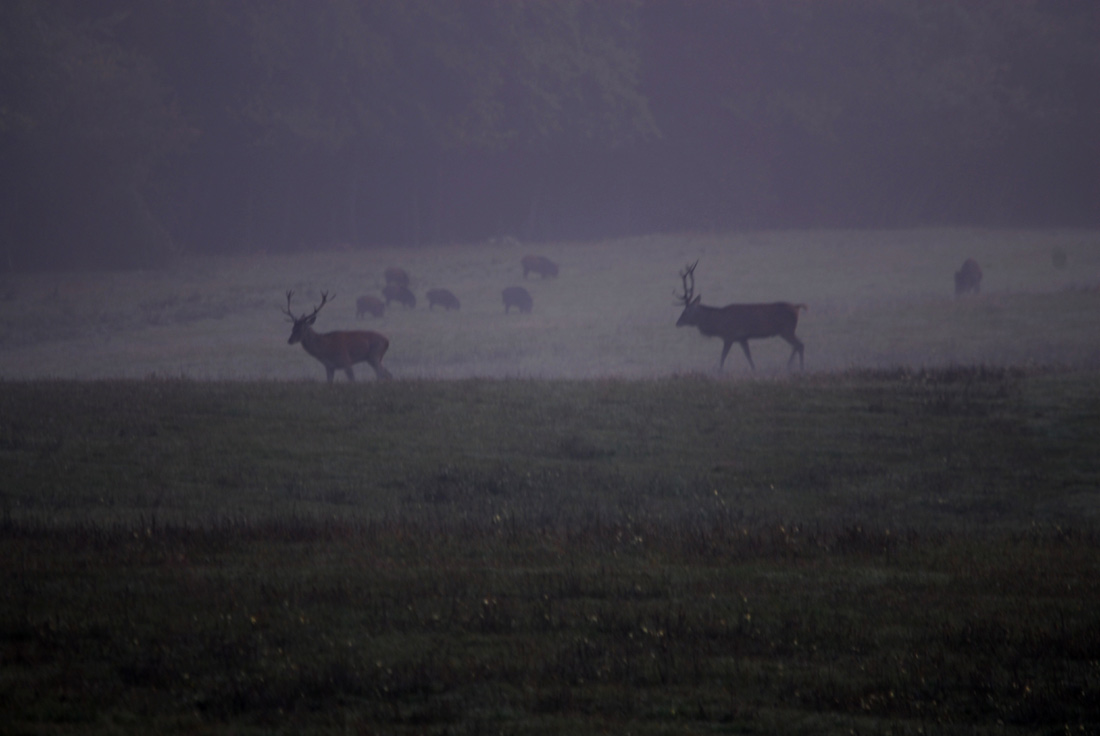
top-left (284, 254), bottom-right (559, 381)
top-left (353, 255), bottom-right (558, 319)
top-left (284, 254), bottom-right (987, 382)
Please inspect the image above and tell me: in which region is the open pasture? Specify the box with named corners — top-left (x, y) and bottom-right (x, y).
top-left (2, 369), bottom-right (1100, 734)
top-left (2, 229), bottom-right (1100, 734)
top-left (1, 229), bottom-right (1098, 380)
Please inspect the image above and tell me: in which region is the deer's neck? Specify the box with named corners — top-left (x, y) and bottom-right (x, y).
top-left (298, 326), bottom-right (329, 360)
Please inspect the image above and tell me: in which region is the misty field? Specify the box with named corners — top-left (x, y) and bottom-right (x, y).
top-left (2, 230), bottom-right (1100, 734)
top-left (1, 228), bottom-right (1098, 379)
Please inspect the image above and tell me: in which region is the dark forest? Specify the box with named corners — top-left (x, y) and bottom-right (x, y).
top-left (2, 0), bottom-right (1098, 270)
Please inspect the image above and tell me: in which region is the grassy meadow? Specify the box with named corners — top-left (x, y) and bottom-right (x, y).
top-left (2, 229), bottom-right (1100, 734)
top-left (1, 228), bottom-right (1098, 379)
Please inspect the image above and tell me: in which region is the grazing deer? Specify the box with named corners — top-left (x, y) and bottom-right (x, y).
top-left (522, 255), bottom-right (558, 279)
top-left (382, 284), bottom-right (416, 309)
top-left (675, 261), bottom-right (805, 371)
top-left (283, 291), bottom-right (392, 381)
top-left (384, 267), bottom-right (410, 288)
top-left (502, 286), bottom-right (533, 314)
top-left (356, 295), bottom-right (385, 319)
top-left (954, 258), bottom-right (982, 297)
top-left (426, 288), bottom-right (460, 311)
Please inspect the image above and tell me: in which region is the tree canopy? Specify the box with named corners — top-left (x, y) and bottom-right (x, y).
top-left (2, 0), bottom-right (1098, 269)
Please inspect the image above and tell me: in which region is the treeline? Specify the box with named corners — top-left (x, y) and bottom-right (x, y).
top-left (2, 0), bottom-right (1098, 270)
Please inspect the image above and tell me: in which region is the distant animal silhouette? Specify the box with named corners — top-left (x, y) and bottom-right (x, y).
top-left (426, 288), bottom-right (460, 311)
top-left (356, 295), bottom-right (385, 319)
top-left (283, 291), bottom-right (392, 381)
top-left (954, 258), bottom-right (983, 297)
top-left (384, 267), bottom-right (410, 289)
top-left (522, 255), bottom-right (558, 279)
top-left (1051, 248), bottom-right (1067, 269)
top-left (675, 261), bottom-right (805, 371)
top-left (383, 284), bottom-right (416, 309)
top-left (502, 286), bottom-right (533, 314)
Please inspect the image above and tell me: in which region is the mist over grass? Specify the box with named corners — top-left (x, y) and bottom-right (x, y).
top-left (2, 228), bottom-right (1098, 380)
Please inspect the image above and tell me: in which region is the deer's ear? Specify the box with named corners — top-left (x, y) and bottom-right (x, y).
top-left (691, 295), bottom-right (702, 306)
top-left (306, 314), bottom-right (317, 325)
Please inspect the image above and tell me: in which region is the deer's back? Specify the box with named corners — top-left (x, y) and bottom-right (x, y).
top-left (703, 302), bottom-right (802, 339)
top-left (346, 331), bottom-right (387, 360)
top-left (307, 330), bottom-right (387, 364)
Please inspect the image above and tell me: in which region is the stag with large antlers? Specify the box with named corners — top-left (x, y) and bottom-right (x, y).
top-left (675, 261), bottom-right (806, 371)
top-left (283, 291), bottom-right (393, 381)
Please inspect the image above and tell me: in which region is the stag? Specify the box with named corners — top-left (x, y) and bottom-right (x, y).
top-left (283, 291), bottom-right (392, 381)
top-left (675, 261), bottom-right (805, 371)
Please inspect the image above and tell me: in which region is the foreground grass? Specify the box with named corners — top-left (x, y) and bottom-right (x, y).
top-left (2, 368), bottom-right (1099, 734)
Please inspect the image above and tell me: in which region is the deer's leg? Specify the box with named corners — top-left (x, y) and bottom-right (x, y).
top-left (325, 366), bottom-right (336, 383)
top-left (344, 366), bottom-right (356, 381)
top-left (718, 340), bottom-right (735, 370)
top-left (366, 342), bottom-right (392, 380)
top-left (738, 340), bottom-right (756, 371)
top-left (782, 334), bottom-right (805, 370)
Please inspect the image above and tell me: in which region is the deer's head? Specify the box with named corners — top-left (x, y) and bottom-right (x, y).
top-left (282, 290), bottom-right (332, 344)
top-left (675, 261), bottom-right (702, 326)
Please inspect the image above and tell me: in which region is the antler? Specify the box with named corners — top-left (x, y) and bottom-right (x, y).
top-left (282, 290), bottom-right (298, 321)
top-left (676, 260), bottom-right (698, 304)
top-left (312, 291), bottom-right (334, 318)
top-left (283, 290), bottom-right (334, 322)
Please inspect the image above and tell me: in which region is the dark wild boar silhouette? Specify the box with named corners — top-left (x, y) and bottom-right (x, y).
top-left (383, 284), bottom-right (416, 309)
top-left (384, 267), bottom-right (410, 289)
top-left (522, 255), bottom-right (558, 279)
top-left (426, 288), bottom-right (460, 311)
top-left (675, 261), bottom-right (806, 371)
top-left (954, 258), bottom-right (983, 297)
top-left (356, 295), bottom-right (385, 319)
top-left (502, 286), bottom-right (533, 314)
top-left (283, 291), bottom-right (392, 381)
